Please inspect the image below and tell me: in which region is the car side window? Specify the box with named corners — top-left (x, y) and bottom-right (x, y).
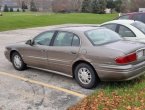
top-left (53, 32), bottom-right (80, 46)
top-left (140, 14), bottom-right (145, 23)
top-left (132, 14), bottom-right (142, 21)
top-left (118, 25), bottom-right (136, 37)
top-left (102, 24), bottom-right (117, 31)
top-left (119, 15), bottom-right (129, 19)
top-left (72, 35), bottom-right (80, 46)
top-left (34, 31), bottom-right (54, 46)
top-left (53, 32), bottom-right (74, 46)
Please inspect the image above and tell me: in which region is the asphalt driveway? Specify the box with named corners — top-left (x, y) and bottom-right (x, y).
top-left (0, 25), bottom-right (94, 110)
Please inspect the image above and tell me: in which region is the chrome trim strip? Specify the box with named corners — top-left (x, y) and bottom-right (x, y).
top-left (28, 66), bottom-right (73, 78)
top-left (136, 48), bottom-right (145, 52)
top-left (98, 64), bottom-right (132, 70)
top-left (27, 56), bottom-right (71, 63)
top-left (27, 56), bottom-right (47, 60)
top-left (48, 58), bottom-right (71, 63)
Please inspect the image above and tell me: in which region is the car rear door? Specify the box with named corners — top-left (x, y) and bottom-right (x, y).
top-left (22, 31), bottom-right (55, 69)
top-left (116, 24), bottom-right (137, 41)
top-left (46, 31), bottom-right (80, 75)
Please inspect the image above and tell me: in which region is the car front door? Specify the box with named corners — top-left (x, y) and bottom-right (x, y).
top-left (46, 31), bottom-right (80, 76)
top-left (23, 31), bottom-right (54, 69)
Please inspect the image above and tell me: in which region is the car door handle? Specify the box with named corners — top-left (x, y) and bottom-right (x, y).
top-left (41, 50), bottom-right (46, 52)
top-left (71, 51), bottom-right (77, 54)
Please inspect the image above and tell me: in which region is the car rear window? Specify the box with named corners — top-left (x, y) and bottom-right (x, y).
top-left (85, 29), bottom-right (122, 46)
top-left (131, 21), bottom-right (145, 34)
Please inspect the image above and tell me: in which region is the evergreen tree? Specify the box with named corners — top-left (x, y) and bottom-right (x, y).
top-left (17, 8), bottom-right (20, 12)
top-left (91, 0), bottom-right (107, 14)
top-left (3, 4), bottom-right (9, 12)
top-left (114, 0), bottom-right (122, 12)
top-left (22, 1), bottom-right (27, 12)
top-left (91, 0), bottom-right (99, 13)
top-left (106, 0), bottom-right (115, 13)
top-left (30, 0), bottom-right (37, 12)
top-left (81, 0), bottom-right (91, 13)
top-left (10, 7), bottom-right (13, 12)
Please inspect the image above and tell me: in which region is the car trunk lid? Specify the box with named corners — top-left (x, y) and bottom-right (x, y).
top-left (103, 40), bottom-right (145, 54)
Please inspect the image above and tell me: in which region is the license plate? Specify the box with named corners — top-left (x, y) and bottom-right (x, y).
top-left (137, 51), bottom-right (144, 59)
top-left (143, 50), bottom-right (145, 56)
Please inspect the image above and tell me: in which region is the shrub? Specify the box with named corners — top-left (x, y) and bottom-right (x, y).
top-left (10, 8), bottom-right (13, 12)
top-left (17, 8), bottom-right (20, 12)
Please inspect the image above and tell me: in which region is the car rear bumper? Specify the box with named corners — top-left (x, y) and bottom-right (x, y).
top-left (94, 61), bottom-right (145, 81)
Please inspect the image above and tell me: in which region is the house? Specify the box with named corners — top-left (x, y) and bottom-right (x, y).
top-left (105, 8), bottom-right (111, 14)
top-left (0, 1), bottom-right (2, 11)
top-left (0, 0), bottom-right (21, 11)
top-left (34, 0), bottom-right (53, 12)
top-left (0, 0), bottom-right (83, 12)
top-left (26, 0), bottom-right (82, 12)
top-left (139, 8), bottom-right (145, 12)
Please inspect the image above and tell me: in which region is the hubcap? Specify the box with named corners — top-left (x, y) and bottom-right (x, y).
top-left (78, 67), bottom-right (92, 84)
top-left (13, 55), bottom-right (22, 68)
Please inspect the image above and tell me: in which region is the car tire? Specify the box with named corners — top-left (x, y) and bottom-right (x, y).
top-left (11, 52), bottom-right (27, 71)
top-left (74, 63), bottom-right (99, 89)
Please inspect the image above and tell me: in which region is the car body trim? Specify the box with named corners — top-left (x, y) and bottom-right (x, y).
top-left (28, 66), bottom-right (73, 78)
top-left (27, 56), bottom-right (47, 60)
top-left (48, 58), bottom-right (71, 63)
top-left (123, 71), bottom-right (145, 81)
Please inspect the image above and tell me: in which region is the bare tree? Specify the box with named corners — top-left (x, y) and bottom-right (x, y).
top-left (52, 0), bottom-right (83, 13)
top-left (130, 0), bottom-right (145, 12)
top-left (70, 0), bottom-right (83, 12)
top-left (120, 0), bottom-right (130, 13)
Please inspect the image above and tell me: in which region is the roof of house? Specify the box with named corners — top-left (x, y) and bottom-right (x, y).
top-left (0, 0), bottom-right (19, 8)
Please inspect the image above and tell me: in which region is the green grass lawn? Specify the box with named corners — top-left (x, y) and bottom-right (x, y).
top-left (69, 76), bottom-right (145, 110)
top-left (0, 12), bottom-right (117, 31)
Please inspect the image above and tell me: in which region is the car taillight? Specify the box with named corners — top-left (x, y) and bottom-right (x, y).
top-left (115, 53), bottom-right (137, 64)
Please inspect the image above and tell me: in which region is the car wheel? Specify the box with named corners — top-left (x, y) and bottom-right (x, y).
top-left (11, 52), bottom-right (26, 71)
top-left (74, 63), bottom-right (99, 89)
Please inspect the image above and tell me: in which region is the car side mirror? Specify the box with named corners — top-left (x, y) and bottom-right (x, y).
top-left (26, 40), bottom-right (34, 46)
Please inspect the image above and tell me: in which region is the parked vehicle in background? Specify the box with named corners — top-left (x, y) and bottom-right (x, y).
top-left (117, 12), bottom-right (145, 24)
top-left (101, 20), bottom-right (145, 43)
top-left (4, 26), bottom-right (145, 89)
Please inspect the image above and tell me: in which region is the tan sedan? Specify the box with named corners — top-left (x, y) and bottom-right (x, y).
top-left (5, 26), bottom-right (145, 89)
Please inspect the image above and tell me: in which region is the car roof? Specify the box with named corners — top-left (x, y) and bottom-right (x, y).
top-left (123, 12), bottom-right (145, 15)
top-left (54, 26), bottom-right (103, 32)
top-left (103, 20), bottom-right (135, 25)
